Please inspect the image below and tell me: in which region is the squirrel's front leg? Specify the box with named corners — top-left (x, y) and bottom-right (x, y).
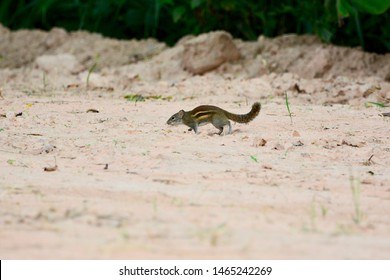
top-left (188, 124), bottom-right (198, 134)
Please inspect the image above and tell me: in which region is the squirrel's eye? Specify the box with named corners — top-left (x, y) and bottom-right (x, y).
top-left (171, 117), bottom-right (175, 120)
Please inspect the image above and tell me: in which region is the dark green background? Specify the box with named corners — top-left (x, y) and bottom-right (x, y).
top-left (1, 0), bottom-right (389, 53)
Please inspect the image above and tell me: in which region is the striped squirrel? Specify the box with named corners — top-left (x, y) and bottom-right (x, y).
top-left (167, 102), bottom-right (261, 135)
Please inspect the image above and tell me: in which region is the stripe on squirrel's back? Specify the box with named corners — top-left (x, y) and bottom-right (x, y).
top-left (191, 109), bottom-right (217, 120)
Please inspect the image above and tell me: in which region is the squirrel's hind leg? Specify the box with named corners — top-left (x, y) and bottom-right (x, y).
top-left (214, 122), bottom-right (231, 136)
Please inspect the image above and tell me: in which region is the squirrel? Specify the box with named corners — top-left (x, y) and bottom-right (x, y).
top-left (166, 102), bottom-right (261, 135)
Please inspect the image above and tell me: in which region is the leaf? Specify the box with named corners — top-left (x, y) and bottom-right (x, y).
top-left (172, 6), bottom-right (186, 23)
top-left (191, 0), bottom-right (204, 9)
top-left (86, 61), bottom-right (98, 88)
top-left (337, 0), bottom-right (353, 17)
top-left (250, 155), bottom-right (258, 163)
top-left (337, 0), bottom-right (390, 16)
top-left (352, 0), bottom-right (390, 14)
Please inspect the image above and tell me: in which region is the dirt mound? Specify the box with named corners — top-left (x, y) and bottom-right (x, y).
top-left (257, 34), bottom-right (390, 81)
top-left (1, 24), bottom-right (390, 81)
top-left (1, 25), bottom-right (389, 106)
top-left (0, 24), bottom-right (166, 70)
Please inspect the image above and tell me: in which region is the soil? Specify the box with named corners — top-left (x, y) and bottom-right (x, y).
top-left (1, 25), bottom-right (390, 259)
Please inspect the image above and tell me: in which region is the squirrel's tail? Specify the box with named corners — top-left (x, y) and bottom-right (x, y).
top-left (225, 102), bottom-right (261, 123)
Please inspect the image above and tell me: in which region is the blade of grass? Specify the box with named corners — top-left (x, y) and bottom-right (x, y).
top-left (86, 61), bottom-right (98, 90)
top-left (366, 101), bottom-right (389, 107)
top-left (349, 173), bottom-right (363, 225)
top-left (285, 91), bottom-right (293, 125)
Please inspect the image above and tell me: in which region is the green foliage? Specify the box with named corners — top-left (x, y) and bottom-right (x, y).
top-left (0, 0), bottom-right (389, 52)
top-left (123, 94), bottom-right (172, 102)
top-left (365, 101), bottom-right (389, 108)
top-left (337, 0), bottom-right (390, 16)
top-left (250, 155), bottom-right (258, 163)
top-left (336, 0), bottom-right (390, 50)
top-left (124, 94), bottom-right (145, 102)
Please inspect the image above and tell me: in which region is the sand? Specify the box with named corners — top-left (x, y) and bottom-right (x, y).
top-left (1, 27), bottom-right (390, 259)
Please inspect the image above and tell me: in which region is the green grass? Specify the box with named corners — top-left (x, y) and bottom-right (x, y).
top-left (124, 94), bottom-right (173, 103)
top-left (250, 155), bottom-right (258, 163)
top-left (86, 61), bottom-right (98, 89)
top-left (195, 223), bottom-right (227, 247)
top-left (349, 173), bottom-right (363, 225)
top-left (124, 94), bottom-right (146, 103)
top-left (303, 196), bottom-right (329, 233)
top-left (285, 92), bottom-right (293, 125)
top-left (146, 95), bottom-right (173, 101)
top-left (365, 101), bottom-right (389, 107)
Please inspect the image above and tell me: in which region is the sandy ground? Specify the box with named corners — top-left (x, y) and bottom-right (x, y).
top-left (1, 26), bottom-right (390, 259)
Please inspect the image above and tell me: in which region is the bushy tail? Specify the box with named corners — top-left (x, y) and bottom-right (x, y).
top-left (225, 102), bottom-right (261, 123)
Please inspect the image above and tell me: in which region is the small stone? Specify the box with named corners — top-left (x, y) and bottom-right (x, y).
top-left (262, 164), bottom-right (273, 170)
top-left (361, 178), bottom-right (374, 185)
top-left (342, 137), bottom-right (366, 148)
top-left (292, 130), bottom-right (300, 137)
top-left (253, 137), bottom-right (267, 147)
top-left (40, 143), bottom-right (56, 154)
top-left (273, 144), bottom-right (285, 150)
top-left (182, 31), bottom-right (241, 74)
top-left (293, 140), bottom-right (304, 146)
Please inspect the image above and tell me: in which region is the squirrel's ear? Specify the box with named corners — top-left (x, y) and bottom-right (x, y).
top-left (178, 110), bottom-right (184, 117)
